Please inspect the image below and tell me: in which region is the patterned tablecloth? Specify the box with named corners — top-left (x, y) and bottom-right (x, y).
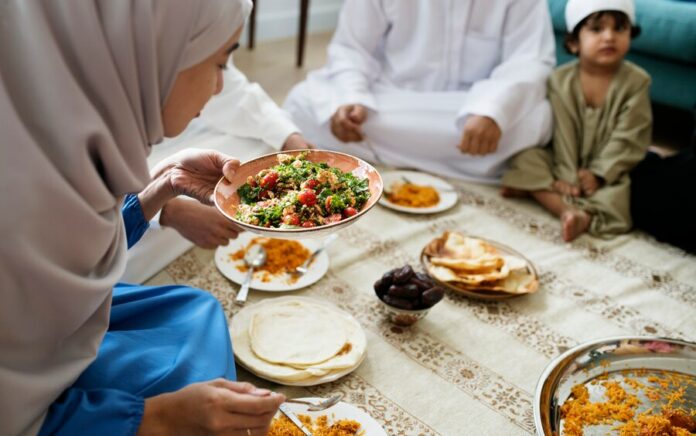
top-left (145, 179), bottom-right (696, 436)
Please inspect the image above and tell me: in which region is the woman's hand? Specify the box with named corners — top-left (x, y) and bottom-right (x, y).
top-left (330, 104), bottom-right (368, 142)
top-left (458, 115), bottom-right (502, 156)
top-left (282, 133), bottom-right (315, 151)
top-left (160, 198), bottom-right (242, 248)
top-left (156, 149), bottom-right (240, 204)
top-left (138, 149), bottom-right (240, 220)
top-left (138, 379), bottom-right (285, 436)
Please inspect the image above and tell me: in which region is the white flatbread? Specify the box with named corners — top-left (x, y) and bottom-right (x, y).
top-left (231, 298), bottom-right (367, 383)
top-left (249, 300), bottom-right (348, 366)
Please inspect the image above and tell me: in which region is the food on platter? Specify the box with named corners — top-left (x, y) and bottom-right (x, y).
top-left (269, 414), bottom-right (363, 436)
top-left (423, 231), bottom-right (538, 295)
top-left (374, 265), bottom-right (445, 310)
top-left (385, 181), bottom-right (440, 208)
top-left (560, 369), bottom-right (696, 436)
top-left (230, 237), bottom-right (310, 283)
top-left (232, 298), bottom-right (366, 384)
top-left (235, 152), bottom-right (370, 228)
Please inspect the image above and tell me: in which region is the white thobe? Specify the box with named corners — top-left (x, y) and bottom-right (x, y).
top-left (284, 0), bottom-right (556, 183)
top-left (123, 65), bottom-right (296, 283)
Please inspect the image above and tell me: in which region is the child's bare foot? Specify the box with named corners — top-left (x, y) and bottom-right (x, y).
top-left (577, 169), bottom-right (602, 197)
top-left (500, 187), bottom-right (529, 198)
top-left (552, 180), bottom-right (581, 197)
top-left (561, 209), bottom-right (591, 242)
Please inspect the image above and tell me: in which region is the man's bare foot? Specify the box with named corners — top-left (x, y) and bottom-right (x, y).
top-left (553, 180), bottom-right (581, 197)
top-left (577, 169), bottom-right (602, 197)
top-left (500, 187), bottom-right (529, 198)
top-left (561, 209), bottom-right (591, 242)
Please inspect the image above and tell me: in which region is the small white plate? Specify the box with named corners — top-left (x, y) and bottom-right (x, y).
top-left (379, 170), bottom-right (458, 214)
top-left (230, 296), bottom-right (367, 386)
top-left (215, 233), bottom-right (329, 292)
top-left (275, 398), bottom-right (387, 435)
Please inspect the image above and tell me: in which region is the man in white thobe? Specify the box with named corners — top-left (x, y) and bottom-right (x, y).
top-left (124, 65), bottom-right (311, 282)
top-left (284, 0), bottom-right (556, 183)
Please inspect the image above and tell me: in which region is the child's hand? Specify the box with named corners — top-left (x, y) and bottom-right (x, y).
top-left (552, 180), bottom-right (581, 197)
top-left (578, 169), bottom-right (603, 197)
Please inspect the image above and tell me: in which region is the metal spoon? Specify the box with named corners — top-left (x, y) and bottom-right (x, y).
top-left (235, 244), bottom-right (266, 303)
top-left (285, 394), bottom-right (343, 411)
top-left (291, 234), bottom-right (338, 277)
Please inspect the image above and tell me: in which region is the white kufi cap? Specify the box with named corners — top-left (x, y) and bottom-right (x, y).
top-left (565, 0), bottom-right (635, 32)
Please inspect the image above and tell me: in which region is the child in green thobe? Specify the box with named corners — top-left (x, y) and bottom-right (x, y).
top-left (502, 0), bottom-right (651, 242)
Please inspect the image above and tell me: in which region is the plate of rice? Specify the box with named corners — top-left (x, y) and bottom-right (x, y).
top-left (379, 170), bottom-right (457, 214)
top-left (269, 398), bottom-right (386, 436)
top-left (215, 232), bottom-right (329, 292)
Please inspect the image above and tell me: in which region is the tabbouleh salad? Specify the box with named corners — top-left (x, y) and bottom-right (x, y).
top-left (235, 152), bottom-right (370, 228)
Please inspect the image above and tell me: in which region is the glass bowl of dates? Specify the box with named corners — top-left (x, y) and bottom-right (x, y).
top-left (373, 265), bottom-right (445, 326)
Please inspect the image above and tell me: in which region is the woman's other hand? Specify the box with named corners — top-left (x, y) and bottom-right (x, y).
top-left (282, 133), bottom-right (315, 151)
top-left (138, 149), bottom-right (239, 220)
top-left (138, 379), bottom-right (285, 436)
top-left (160, 199), bottom-right (241, 248)
top-left (156, 148), bottom-right (240, 204)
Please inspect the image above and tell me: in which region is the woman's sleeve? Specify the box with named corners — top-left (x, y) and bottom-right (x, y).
top-left (121, 194), bottom-right (150, 249)
top-left (39, 388), bottom-right (144, 436)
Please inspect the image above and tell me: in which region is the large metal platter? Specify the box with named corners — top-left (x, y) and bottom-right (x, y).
top-left (535, 336), bottom-right (696, 435)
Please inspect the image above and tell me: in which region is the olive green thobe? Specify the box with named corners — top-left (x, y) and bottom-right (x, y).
top-left (503, 61), bottom-right (652, 236)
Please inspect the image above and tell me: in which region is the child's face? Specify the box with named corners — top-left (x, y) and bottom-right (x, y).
top-left (573, 14), bottom-right (631, 68)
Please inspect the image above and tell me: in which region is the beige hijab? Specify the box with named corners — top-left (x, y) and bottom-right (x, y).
top-left (0, 0), bottom-right (251, 434)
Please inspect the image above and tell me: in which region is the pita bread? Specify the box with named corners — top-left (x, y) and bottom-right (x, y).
top-left (249, 300), bottom-right (347, 366)
top-left (231, 297), bottom-right (367, 383)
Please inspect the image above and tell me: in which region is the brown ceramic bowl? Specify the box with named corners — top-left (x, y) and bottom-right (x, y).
top-left (214, 149), bottom-right (383, 239)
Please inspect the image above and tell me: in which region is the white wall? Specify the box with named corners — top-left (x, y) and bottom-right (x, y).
top-left (240, 0), bottom-right (342, 44)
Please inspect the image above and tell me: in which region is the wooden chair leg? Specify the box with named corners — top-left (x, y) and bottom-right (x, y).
top-left (248, 0), bottom-right (257, 49)
top-left (297, 0), bottom-right (310, 67)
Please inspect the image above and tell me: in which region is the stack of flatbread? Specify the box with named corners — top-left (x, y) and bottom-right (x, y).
top-left (231, 298), bottom-right (366, 384)
top-left (424, 231), bottom-right (538, 296)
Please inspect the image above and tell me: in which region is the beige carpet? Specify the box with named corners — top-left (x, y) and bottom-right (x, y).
top-left (146, 177), bottom-right (695, 435)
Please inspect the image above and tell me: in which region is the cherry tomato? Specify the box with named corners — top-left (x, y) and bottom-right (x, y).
top-left (298, 189), bottom-right (317, 206)
top-left (324, 195), bottom-right (333, 211)
top-left (283, 214), bottom-right (300, 226)
top-left (247, 176), bottom-right (257, 187)
top-left (305, 179), bottom-right (319, 189)
top-left (259, 189), bottom-right (270, 199)
top-left (301, 221), bottom-right (316, 228)
top-left (260, 171), bottom-right (279, 189)
top-left (343, 207), bottom-right (358, 217)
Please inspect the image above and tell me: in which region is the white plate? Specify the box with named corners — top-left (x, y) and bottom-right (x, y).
top-left (275, 398), bottom-right (387, 436)
top-left (378, 170), bottom-right (458, 214)
top-left (230, 296), bottom-right (367, 386)
top-left (215, 233), bottom-right (329, 292)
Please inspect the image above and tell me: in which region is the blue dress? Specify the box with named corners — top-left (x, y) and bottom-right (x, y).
top-left (39, 195), bottom-right (236, 435)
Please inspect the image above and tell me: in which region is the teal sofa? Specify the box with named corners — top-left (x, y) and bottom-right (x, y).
top-left (548, 0), bottom-right (696, 111)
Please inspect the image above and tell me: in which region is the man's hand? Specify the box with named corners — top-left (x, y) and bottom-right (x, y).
top-left (282, 133), bottom-right (315, 151)
top-left (160, 199), bottom-right (241, 249)
top-left (458, 115), bottom-right (502, 156)
top-left (138, 379), bottom-right (285, 436)
top-left (330, 104), bottom-right (368, 143)
top-left (577, 169), bottom-right (603, 197)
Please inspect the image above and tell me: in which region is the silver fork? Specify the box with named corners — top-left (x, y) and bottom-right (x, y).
top-left (291, 234), bottom-right (338, 277)
top-left (284, 394), bottom-right (342, 411)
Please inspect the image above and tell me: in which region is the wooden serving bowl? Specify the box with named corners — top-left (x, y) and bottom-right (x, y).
top-left (214, 149), bottom-right (383, 239)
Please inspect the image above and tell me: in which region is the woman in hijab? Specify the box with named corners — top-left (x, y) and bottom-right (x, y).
top-left (0, 1), bottom-right (284, 435)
